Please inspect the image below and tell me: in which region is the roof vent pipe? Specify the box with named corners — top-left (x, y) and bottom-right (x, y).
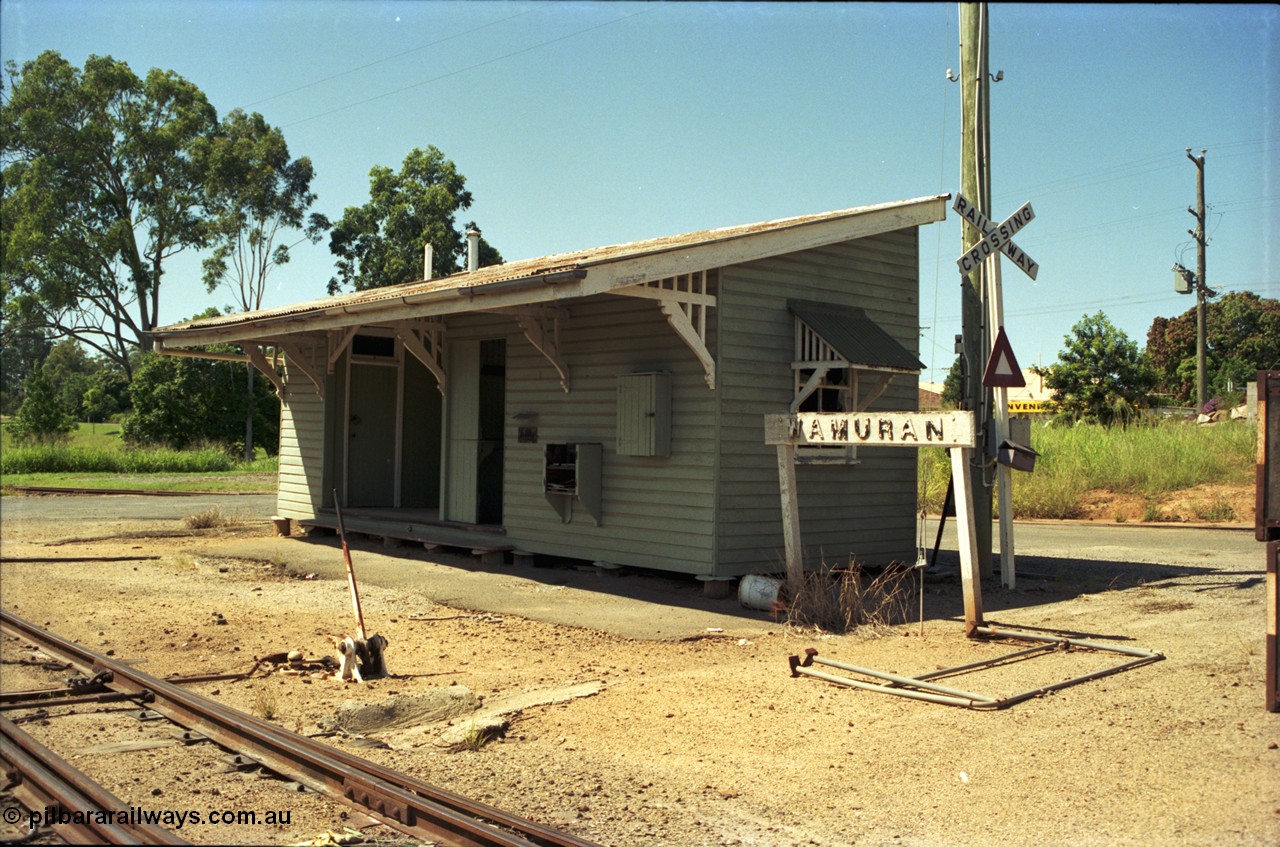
top-left (423, 243), bottom-right (434, 281)
top-left (466, 227), bottom-right (480, 272)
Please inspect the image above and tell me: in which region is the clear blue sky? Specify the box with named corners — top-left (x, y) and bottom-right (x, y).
top-left (3, 2), bottom-right (1276, 382)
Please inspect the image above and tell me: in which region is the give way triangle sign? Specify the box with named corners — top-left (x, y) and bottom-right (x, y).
top-left (982, 327), bottom-right (1026, 388)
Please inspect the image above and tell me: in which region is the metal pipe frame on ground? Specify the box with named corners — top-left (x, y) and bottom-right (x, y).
top-left (790, 627), bottom-right (1164, 710)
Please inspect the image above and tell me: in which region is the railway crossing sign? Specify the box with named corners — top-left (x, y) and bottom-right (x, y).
top-left (954, 194), bottom-right (1039, 280)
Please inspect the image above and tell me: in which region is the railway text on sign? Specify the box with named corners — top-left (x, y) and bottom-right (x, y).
top-left (953, 195), bottom-right (1039, 281)
top-left (764, 411), bottom-right (977, 449)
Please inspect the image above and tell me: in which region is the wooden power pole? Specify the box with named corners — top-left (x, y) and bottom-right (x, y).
top-left (959, 2), bottom-right (993, 576)
top-left (1187, 149), bottom-right (1208, 409)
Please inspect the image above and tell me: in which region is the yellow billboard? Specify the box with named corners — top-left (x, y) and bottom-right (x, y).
top-left (1008, 401), bottom-right (1049, 414)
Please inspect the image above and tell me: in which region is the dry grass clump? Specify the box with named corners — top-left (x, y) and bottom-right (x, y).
top-left (252, 685), bottom-right (279, 721)
top-left (184, 507), bottom-right (239, 530)
top-left (786, 561), bottom-right (915, 634)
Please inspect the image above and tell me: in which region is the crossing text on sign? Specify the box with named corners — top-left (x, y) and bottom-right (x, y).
top-left (953, 195), bottom-right (1040, 280)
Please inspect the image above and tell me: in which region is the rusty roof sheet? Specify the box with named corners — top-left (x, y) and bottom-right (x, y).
top-left (155, 195), bottom-right (947, 336)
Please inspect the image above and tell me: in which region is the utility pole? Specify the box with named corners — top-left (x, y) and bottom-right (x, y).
top-left (958, 2), bottom-right (993, 576)
top-left (1187, 149), bottom-right (1208, 409)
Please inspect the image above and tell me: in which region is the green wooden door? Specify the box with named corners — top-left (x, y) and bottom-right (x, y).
top-left (347, 363), bottom-right (398, 508)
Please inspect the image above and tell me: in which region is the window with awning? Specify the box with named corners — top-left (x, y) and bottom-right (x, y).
top-left (789, 299), bottom-right (925, 464)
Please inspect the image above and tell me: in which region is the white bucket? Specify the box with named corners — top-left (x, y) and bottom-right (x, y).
top-left (738, 574), bottom-right (784, 610)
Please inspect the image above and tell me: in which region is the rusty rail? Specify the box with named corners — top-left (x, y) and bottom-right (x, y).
top-left (0, 610), bottom-right (600, 847)
top-left (1, 716), bottom-right (189, 844)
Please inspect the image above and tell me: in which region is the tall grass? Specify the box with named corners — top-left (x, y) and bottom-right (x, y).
top-left (1, 443), bottom-right (237, 475)
top-left (919, 420), bottom-right (1256, 520)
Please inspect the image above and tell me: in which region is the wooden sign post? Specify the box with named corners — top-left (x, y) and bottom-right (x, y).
top-left (764, 411), bottom-right (984, 633)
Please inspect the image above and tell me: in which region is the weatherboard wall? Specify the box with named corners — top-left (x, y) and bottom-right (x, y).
top-left (496, 294), bottom-right (719, 574)
top-left (712, 230), bottom-right (922, 575)
top-left (277, 347), bottom-right (327, 521)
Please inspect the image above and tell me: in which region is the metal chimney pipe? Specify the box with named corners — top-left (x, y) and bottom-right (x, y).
top-left (423, 243), bottom-right (434, 281)
top-left (466, 227), bottom-right (480, 272)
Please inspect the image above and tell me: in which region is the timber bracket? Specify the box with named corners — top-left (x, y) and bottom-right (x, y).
top-left (612, 271), bottom-right (716, 389)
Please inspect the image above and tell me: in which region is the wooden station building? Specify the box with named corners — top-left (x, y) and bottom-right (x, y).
top-left (152, 195), bottom-right (947, 579)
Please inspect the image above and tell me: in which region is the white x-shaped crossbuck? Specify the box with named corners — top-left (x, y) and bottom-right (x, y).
top-left (953, 195), bottom-right (1039, 281)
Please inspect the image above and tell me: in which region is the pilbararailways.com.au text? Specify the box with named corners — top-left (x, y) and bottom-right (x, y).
top-left (19, 803), bottom-right (292, 831)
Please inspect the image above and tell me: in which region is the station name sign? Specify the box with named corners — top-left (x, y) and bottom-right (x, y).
top-left (764, 411), bottom-right (977, 449)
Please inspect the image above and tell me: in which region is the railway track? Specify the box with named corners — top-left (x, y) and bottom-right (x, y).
top-left (1, 715), bottom-right (189, 844)
top-left (0, 610), bottom-right (602, 847)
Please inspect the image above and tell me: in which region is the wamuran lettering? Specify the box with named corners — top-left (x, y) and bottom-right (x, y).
top-left (796, 415), bottom-right (942, 443)
top-left (953, 195), bottom-right (1039, 281)
top-left (763, 412), bottom-right (977, 449)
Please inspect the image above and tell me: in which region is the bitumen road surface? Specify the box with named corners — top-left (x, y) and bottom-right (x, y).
top-left (0, 491), bottom-right (1264, 640)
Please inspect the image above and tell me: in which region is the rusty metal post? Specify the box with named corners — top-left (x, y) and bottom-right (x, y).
top-left (1268, 541), bottom-right (1278, 713)
top-left (1258, 372), bottom-right (1279, 711)
top-left (333, 492), bottom-right (367, 641)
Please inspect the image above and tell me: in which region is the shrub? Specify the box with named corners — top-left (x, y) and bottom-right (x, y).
top-left (7, 369), bottom-right (75, 444)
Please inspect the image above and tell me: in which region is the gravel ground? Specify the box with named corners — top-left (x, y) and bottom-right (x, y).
top-left (0, 498), bottom-right (1277, 847)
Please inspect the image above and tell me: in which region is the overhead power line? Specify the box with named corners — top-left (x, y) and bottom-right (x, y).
top-left (281, 8), bottom-right (652, 129)
top-left (241, 4), bottom-right (549, 110)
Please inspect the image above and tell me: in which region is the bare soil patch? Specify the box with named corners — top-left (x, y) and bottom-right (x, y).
top-left (1077, 482), bottom-right (1254, 525)
top-left (0, 500), bottom-right (1277, 846)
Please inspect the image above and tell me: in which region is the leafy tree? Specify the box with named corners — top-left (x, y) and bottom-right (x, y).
top-left (197, 109), bottom-right (327, 311)
top-left (0, 320), bottom-right (52, 415)
top-left (327, 146), bottom-right (502, 293)
top-left (195, 108), bottom-right (326, 458)
top-left (1146, 291), bottom-right (1280, 405)
top-left (1, 51), bottom-right (217, 377)
top-left (81, 368), bottom-right (129, 425)
top-left (1036, 312), bottom-right (1154, 425)
top-left (122, 350), bottom-right (277, 454)
top-left (941, 356), bottom-right (965, 409)
top-left (42, 339), bottom-right (94, 417)
top-left (8, 366), bottom-right (75, 444)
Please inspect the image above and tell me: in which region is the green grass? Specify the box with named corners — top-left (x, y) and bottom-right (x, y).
top-left (920, 419), bottom-right (1255, 520)
top-left (1, 420), bottom-right (276, 493)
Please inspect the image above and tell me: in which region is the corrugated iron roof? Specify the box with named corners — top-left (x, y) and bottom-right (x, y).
top-left (788, 299), bottom-right (925, 373)
top-left (155, 194), bottom-right (947, 336)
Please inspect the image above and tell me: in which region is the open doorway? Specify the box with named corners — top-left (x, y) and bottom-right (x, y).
top-left (475, 338), bottom-right (506, 524)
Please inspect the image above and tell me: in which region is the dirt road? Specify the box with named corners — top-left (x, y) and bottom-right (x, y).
top-left (0, 493), bottom-right (1276, 846)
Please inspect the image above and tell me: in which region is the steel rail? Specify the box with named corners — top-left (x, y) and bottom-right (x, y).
top-left (1, 716), bottom-right (189, 845)
top-left (0, 610), bottom-right (599, 847)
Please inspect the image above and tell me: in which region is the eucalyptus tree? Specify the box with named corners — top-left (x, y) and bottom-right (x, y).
top-left (327, 145), bottom-right (502, 294)
top-left (195, 108), bottom-right (328, 458)
top-left (197, 108), bottom-right (328, 312)
top-left (1, 51), bottom-right (218, 377)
